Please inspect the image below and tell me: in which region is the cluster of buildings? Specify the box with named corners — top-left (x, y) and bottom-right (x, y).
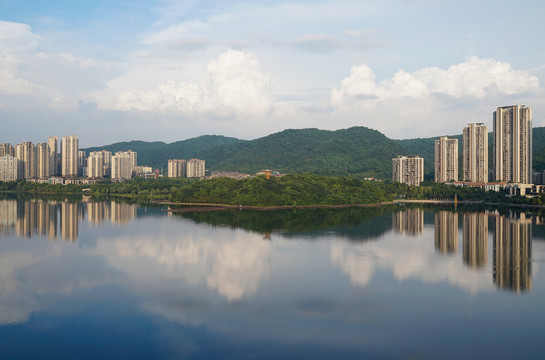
top-left (393, 105), bottom-right (541, 195)
top-left (0, 134), bottom-right (208, 184)
top-left (167, 158), bottom-right (206, 178)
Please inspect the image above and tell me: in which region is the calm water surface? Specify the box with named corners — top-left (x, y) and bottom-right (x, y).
top-left (1, 198), bottom-right (545, 359)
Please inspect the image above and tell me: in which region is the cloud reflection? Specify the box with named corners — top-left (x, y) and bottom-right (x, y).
top-left (330, 226), bottom-right (495, 294)
top-left (95, 225), bottom-right (271, 301)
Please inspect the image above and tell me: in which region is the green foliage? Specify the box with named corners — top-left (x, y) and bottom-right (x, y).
top-left (169, 173), bottom-right (406, 206)
top-left (83, 135), bottom-right (242, 170)
top-left (81, 126), bottom-right (545, 179)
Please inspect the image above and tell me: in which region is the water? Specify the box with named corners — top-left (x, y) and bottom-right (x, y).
top-left (1, 198), bottom-right (545, 359)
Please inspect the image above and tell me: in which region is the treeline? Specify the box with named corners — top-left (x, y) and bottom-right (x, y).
top-left (2, 175), bottom-right (545, 206)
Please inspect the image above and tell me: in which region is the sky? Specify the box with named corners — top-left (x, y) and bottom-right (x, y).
top-left (1, 0), bottom-right (544, 147)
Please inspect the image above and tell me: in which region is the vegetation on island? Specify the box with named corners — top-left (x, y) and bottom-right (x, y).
top-left (2, 174), bottom-right (545, 207)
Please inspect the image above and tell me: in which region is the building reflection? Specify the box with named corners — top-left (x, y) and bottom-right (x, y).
top-left (0, 199), bottom-right (137, 242)
top-left (493, 212), bottom-right (532, 293)
top-left (463, 212), bottom-right (488, 268)
top-left (60, 202), bottom-right (78, 241)
top-left (87, 202), bottom-right (111, 225)
top-left (434, 211), bottom-right (458, 254)
top-left (111, 202), bottom-right (137, 225)
top-left (0, 199), bottom-right (17, 236)
top-left (392, 208), bottom-right (424, 236)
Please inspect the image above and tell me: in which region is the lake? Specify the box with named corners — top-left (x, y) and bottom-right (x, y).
top-left (1, 197), bottom-right (545, 359)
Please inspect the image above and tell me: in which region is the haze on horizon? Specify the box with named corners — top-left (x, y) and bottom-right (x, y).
top-left (1, 0), bottom-right (544, 147)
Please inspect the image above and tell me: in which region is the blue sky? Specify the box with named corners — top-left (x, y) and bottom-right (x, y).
top-left (1, 0), bottom-right (544, 146)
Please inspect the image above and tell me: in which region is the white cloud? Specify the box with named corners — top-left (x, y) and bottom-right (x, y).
top-left (0, 21), bottom-right (40, 52)
top-left (0, 53), bottom-right (43, 96)
top-left (97, 49), bottom-right (274, 118)
top-left (330, 57), bottom-right (542, 138)
top-left (332, 57), bottom-right (539, 105)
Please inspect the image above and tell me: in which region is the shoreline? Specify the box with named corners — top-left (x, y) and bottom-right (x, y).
top-left (154, 199), bottom-right (545, 213)
top-left (154, 201), bottom-right (395, 213)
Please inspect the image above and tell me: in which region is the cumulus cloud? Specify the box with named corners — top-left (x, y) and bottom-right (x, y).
top-left (332, 57), bottom-right (539, 105)
top-left (330, 57), bottom-right (541, 138)
top-left (96, 49), bottom-right (274, 119)
top-left (0, 20), bottom-right (109, 110)
top-left (0, 54), bottom-right (43, 96)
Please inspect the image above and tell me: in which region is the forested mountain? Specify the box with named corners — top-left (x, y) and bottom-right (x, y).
top-left (82, 126), bottom-right (545, 179)
top-left (84, 135), bottom-right (243, 170)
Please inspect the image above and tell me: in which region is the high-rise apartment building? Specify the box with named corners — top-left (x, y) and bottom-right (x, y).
top-left (463, 123), bottom-right (488, 183)
top-left (0, 155), bottom-right (21, 182)
top-left (392, 155), bottom-right (424, 186)
top-left (168, 159), bottom-right (187, 178)
top-left (78, 150), bottom-right (87, 177)
top-left (434, 137), bottom-right (458, 183)
top-left (48, 136), bottom-right (58, 176)
top-left (493, 105), bottom-right (532, 184)
top-left (111, 152), bottom-right (133, 180)
top-left (97, 150), bottom-right (112, 177)
top-left (61, 135), bottom-right (78, 177)
top-left (87, 151), bottom-right (105, 178)
top-left (186, 159), bottom-right (206, 178)
top-left (0, 143), bottom-right (15, 157)
top-left (36, 143), bottom-right (50, 179)
top-left (16, 141), bottom-right (37, 179)
top-left (125, 150), bottom-right (137, 168)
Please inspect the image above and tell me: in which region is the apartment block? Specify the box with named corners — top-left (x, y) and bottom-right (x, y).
top-left (16, 141), bottom-right (37, 179)
top-left (87, 151), bottom-right (105, 178)
top-left (36, 142), bottom-right (50, 179)
top-left (463, 123), bottom-right (488, 183)
top-left (435, 137), bottom-right (458, 183)
top-left (392, 155), bottom-right (424, 186)
top-left (493, 105), bottom-right (532, 184)
top-left (168, 159), bottom-right (187, 178)
top-left (187, 158), bottom-right (206, 178)
top-left (0, 143), bottom-right (15, 157)
top-left (61, 135), bottom-right (78, 177)
top-left (48, 136), bottom-right (58, 176)
top-left (0, 155), bottom-right (21, 182)
top-left (111, 152), bottom-right (134, 180)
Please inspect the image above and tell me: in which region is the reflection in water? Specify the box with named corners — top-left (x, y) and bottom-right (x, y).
top-left (493, 212), bottom-right (532, 293)
top-left (463, 212), bottom-right (488, 268)
top-left (111, 202), bottom-right (137, 225)
top-left (61, 202), bottom-right (78, 241)
top-left (0, 199), bottom-right (137, 242)
top-left (0, 200), bottom-right (17, 236)
top-left (392, 208), bottom-right (424, 236)
top-left (98, 230), bottom-right (271, 301)
top-left (2, 199), bottom-right (545, 359)
top-left (435, 211), bottom-right (458, 254)
top-left (87, 201), bottom-right (110, 224)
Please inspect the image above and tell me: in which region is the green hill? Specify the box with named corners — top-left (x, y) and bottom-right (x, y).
top-left (201, 127), bottom-right (408, 178)
top-left (84, 135), bottom-right (243, 170)
top-left (82, 126), bottom-right (545, 179)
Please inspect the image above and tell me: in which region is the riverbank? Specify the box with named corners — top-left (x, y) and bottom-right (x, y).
top-left (155, 199), bottom-right (545, 213)
top-left (154, 201), bottom-right (395, 212)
